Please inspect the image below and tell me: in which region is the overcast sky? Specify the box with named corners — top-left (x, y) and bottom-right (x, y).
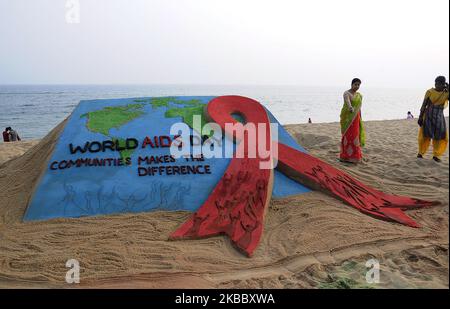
top-left (0, 0), bottom-right (448, 87)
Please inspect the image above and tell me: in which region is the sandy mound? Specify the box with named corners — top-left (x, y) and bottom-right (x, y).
top-left (0, 118), bottom-right (448, 288)
top-left (0, 140), bottom-right (40, 165)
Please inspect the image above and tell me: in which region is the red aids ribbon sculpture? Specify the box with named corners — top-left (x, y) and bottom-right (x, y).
top-left (170, 96), bottom-right (440, 256)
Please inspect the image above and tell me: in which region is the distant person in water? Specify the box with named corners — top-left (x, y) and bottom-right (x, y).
top-left (8, 127), bottom-right (21, 142)
top-left (308, 118), bottom-right (312, 124)
top-left (417, 76), bottom-right (449, 162)
top-left (2, 127), bottom-right (10, 142)
top-left (407, 111), bottom-right (414, 119)
top-left (339, 78), bottom-right (365, 163)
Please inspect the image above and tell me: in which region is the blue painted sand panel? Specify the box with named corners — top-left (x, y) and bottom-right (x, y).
top-left (24, 96), bottom-right (309, 221)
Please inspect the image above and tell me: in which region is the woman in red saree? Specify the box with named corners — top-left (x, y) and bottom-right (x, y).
top-left (340, 78), bottom-right (366, 163)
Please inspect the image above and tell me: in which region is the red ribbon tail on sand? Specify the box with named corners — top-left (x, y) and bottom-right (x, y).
top-left (276, 143), bottom-right (440, 228)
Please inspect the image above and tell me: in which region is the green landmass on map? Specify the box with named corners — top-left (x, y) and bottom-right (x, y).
top-left (147, 97), bottom-right (202, 109)
top-left (148, 97), bottom-right (212, 136)
top-left (81, 104), bottom-right (144, 136)
top-left (114, 138), bottom-right (135, 159)
top-left (81, 103), bottom-right (144, 159)
top-left (81, 98), bottom-right (213, 161)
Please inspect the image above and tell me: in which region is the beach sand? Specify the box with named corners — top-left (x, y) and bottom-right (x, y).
top-left (0, 118), bottom-right (448, 289)
top-left (0, 140), bottom-right (39, 165)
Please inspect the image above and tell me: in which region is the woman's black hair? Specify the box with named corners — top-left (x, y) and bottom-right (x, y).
top-left (435, 76), bottom-right (446, 84)
top-left (351, 78), bottom-right (362, 85)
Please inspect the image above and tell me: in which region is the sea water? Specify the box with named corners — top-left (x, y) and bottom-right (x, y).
top-left (0, 84), bottom-right (430, 140)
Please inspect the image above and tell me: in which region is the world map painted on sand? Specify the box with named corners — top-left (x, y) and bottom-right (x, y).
top-left (24, 96), bottom-right (310, 221)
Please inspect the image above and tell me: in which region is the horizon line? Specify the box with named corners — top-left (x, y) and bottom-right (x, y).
top-left (0, 83), bottom-right (431, 91)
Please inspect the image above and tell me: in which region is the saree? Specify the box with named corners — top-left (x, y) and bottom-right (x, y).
top-left (418, 88), bottom-right (449, 158)
top-left (340, 92), bottom-right (365, 163)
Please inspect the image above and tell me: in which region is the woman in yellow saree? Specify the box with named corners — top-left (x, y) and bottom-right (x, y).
top-left (340, 78), bottom-right (366, 163)
top-left (417, 76), bottom-right (449, 162)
